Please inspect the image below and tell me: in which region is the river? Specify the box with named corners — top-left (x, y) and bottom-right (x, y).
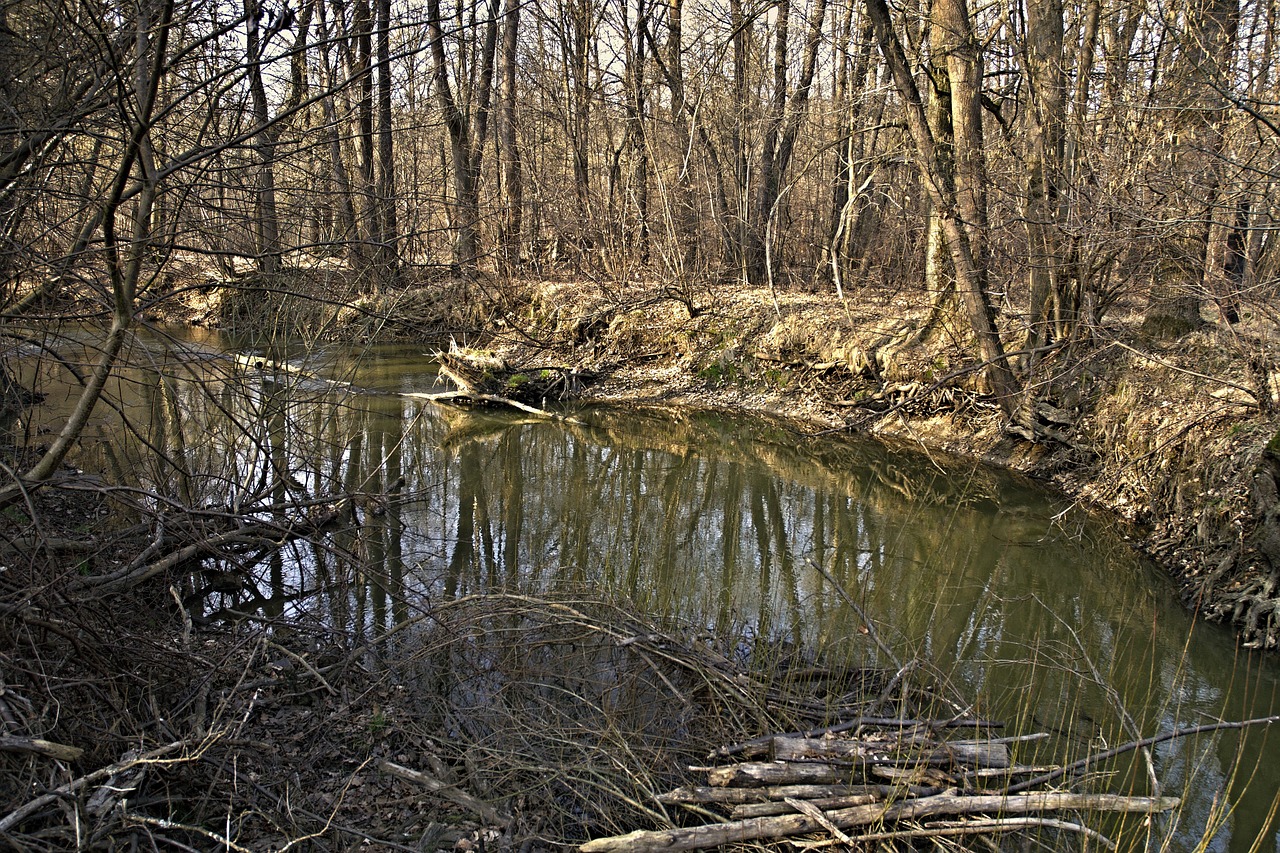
top-left (7, 325), bottom-right (1280, 851)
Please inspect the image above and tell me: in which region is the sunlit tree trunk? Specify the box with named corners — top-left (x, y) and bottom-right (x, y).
top-left (1144, 0), bottom-right (1238, 336)
top-left (496, 0), bottom-right (523, 271)
top-left (1023, 0), bottom-right (1069, 353)
top-left (427, 0), bottom-right (498, 273)
top-left (865, 0), bottom-right (1019, 413)
top-left (745, 0), bottom-right (829, 286)
top-left (244, 0), bottom-right (281, 274)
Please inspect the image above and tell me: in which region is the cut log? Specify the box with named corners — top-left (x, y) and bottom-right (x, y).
top-left (769, 737), bottom-right (875, 762)
top-left (705, 761), bottom-right (849, 787)
top-left (731, 792), bottom-right (882, 818)
top-left (930, 740), bottom-right (1010, 769)
top-left (769, 736), bottom-right (1010, 769)
top-left (579, 792), bottom-right (1180, 853)
top-left (658, 783), bottom-right (930, 806)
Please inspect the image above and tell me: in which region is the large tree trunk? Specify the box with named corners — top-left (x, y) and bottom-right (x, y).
top-left (865, 0), bottom-right (1019, 414)
top-left (245, 0), bottom-right (281, 274)
top-left (1023, 0), bottom-right (1069, 353)
top-left (497, 0), bottom-right (523, 271)
top-left (622, 0), bottom-right (650, 262)
top-left (745, 0), bottom-right (829, 286)
top-left (427, 0), bottom-right (498, 273)
top-left (375, 0), bottom-right (399, 277)
top-left (1144, 0), bottom-right (1239, 336)
top-left (663, 0), bottom-right (700, 275)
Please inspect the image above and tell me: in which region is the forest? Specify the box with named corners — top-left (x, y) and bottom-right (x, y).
top-left (3, 0), bottom-right (1280, 847)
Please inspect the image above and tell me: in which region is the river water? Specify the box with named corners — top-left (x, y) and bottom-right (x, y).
top-left (8, 326), bottom-right (1280, 851)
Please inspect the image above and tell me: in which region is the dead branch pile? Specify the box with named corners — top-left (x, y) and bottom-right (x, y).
top-left (581, 719), bottom-right (1181, 852)
top-left (0, 579), bottom-right (898, 851)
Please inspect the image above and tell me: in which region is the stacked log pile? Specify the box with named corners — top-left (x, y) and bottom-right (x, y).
top-left (580, 719), bottom-right (1180, 852)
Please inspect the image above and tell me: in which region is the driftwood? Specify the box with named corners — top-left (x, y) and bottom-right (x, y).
top-left (579, 714), bottom-right (1256, 852)
top-left (769, 736), bottom-right (1010, 769)
top-left (710, 716), bottom-right (1001, 760)
top-left (585, 714), bottom-right (1280, 851)
top-left (234, 348), bottom-right (582, 423)
top-left (579, 792), bottom-right (1180, 853)
top-left (657, 783), bottom-right (925, 806)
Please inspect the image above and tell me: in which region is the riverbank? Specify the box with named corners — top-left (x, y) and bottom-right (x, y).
top-left (7, 269), bottom-right (1280, 851)
top-left (366, 274), bottom-right (1280, 651)
top-left (132, 267), bottom-right (1280, 647)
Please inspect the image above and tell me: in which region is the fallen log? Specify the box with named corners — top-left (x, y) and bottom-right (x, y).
top-left (710, 717), bottom-right (1002, 760)
top-left (705, 761), bottom-right (849, 787)
top-left (579, 791), bottom-right (1180, 853)
top-left (769, 736), bottom-right (1010, 769)
top-left (731, 792), bottom-right (883, 819)
top-left (658, 783), bottom-right (934, 806)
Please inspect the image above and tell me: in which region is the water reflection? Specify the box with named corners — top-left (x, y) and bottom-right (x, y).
top-left (8, 326), bottom-right (1280, 852)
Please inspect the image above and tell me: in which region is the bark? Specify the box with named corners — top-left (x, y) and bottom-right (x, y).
top-left (922, 5), bottom-right (954, 305)
top-left (864, 0), bottom-right (1019, 412)
top-left (746, 0), bottom-right (830, 285)
top-left (497, 0), bottom-right (523, 270)
top-left (1145, 0), bottom-right (1239, 334)
top-left (375, 0), bottom-right (399, 276)
top-left (663, 0), bottom-right (699, 273)
top-left (317, 1), bottom-right (361, 261)
top-left (427, 0), bottom-right (499, 272)
top-left (245, 0), bottom-right (282, 274)
top-left (622, 0), bottom-right (650, 261)
top-left (353, 0), bottom-right (379, 277)
top-left (1023, 0), bottom-right (1069, 353)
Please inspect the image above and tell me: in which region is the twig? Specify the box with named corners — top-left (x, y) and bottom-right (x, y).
top-left (380, 760), bottom-right (509, 827)
top-left (122, 814), bottom-right (255, 853)
top-left (0, 740), bottom-right (191, 833)
top-left (1004, 715), bottom-right (1280, 795)
top-left (808, 558), bottom-right (900, 668)
top-left (266, 640), bottom-right (337, 695)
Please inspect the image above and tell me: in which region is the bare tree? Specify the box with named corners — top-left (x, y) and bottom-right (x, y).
top-left (428, 0), bottom-right (499, 273)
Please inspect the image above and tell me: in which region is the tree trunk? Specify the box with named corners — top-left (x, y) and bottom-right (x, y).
top-left (1023, 0), bottom-right (1069, 353)
top-left (244, 0), bottom-right (281, 274)
top-left (743, 0), bottom-right (829, 285)
top-left (427, 0), bottom-right (499, 273)
top-left (375, 0), bottom-right (399, 277)
top-left (865, 0), bottom-right (1019, 413)
top-left (497, 0), bottom-right (523, 271)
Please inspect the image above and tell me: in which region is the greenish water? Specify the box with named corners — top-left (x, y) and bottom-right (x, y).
top-left (8, 326), bottom-right (1280, 851)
